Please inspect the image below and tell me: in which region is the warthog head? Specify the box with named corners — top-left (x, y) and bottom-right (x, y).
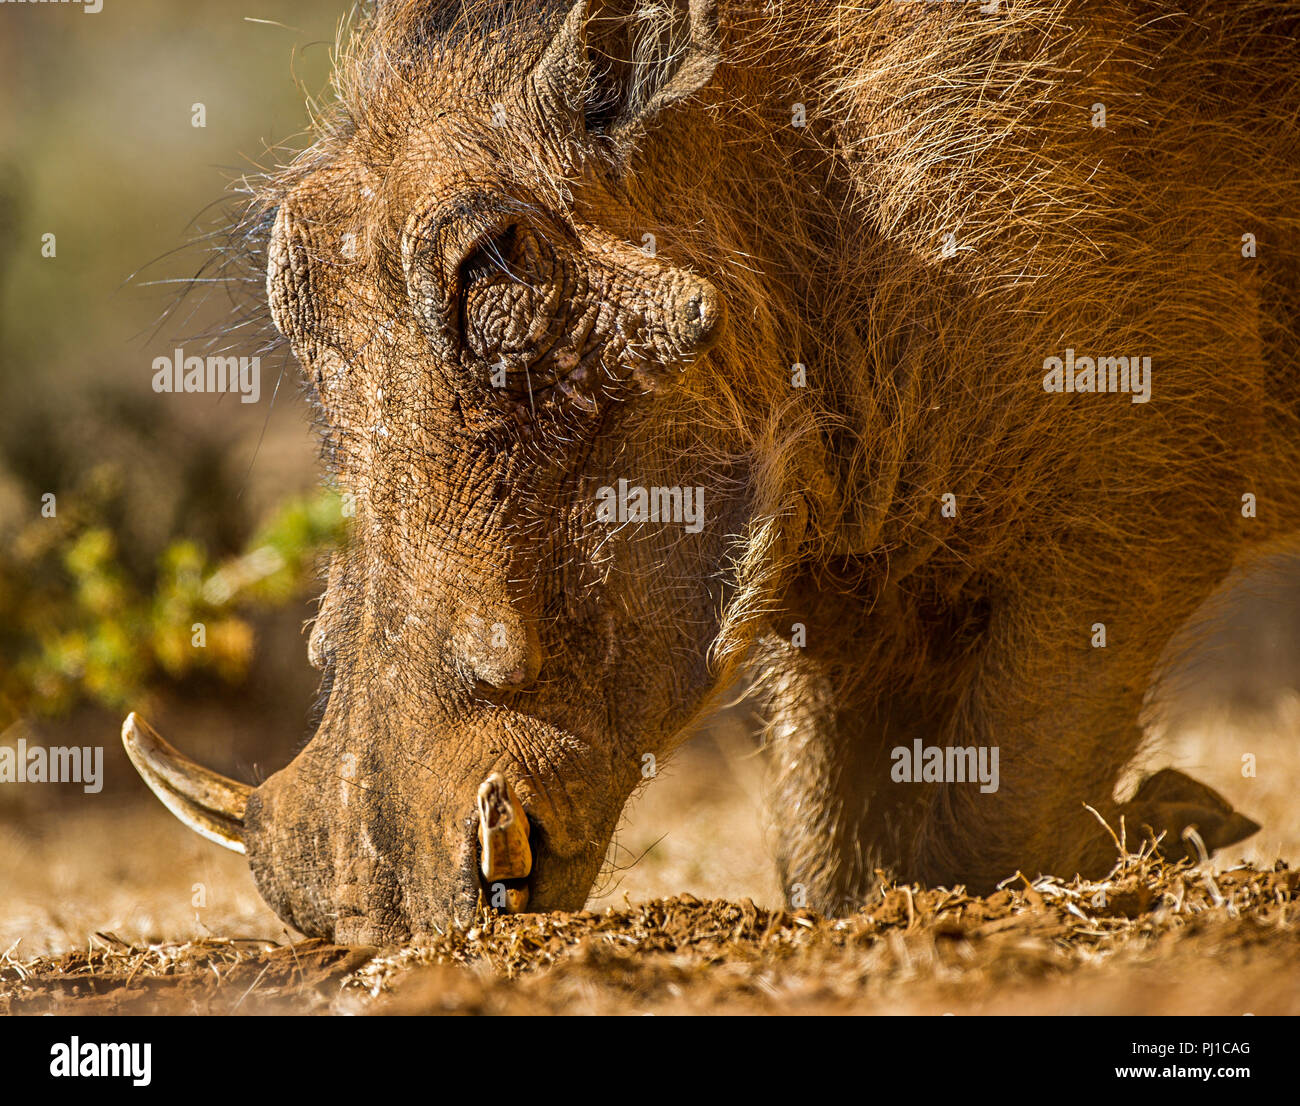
top-left (125, 0), bottom-right (814, 943)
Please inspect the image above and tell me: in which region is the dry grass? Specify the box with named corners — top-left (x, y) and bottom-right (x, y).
top-left (0, 701), bottom-right (1296, 1014)
top-left (3, 853), bottom-right (1294, 1015)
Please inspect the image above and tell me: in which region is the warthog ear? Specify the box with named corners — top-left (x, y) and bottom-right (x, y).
top-left (535, 0), bottom-right (721, 142)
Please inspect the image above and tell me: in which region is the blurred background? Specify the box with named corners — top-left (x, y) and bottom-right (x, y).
top-left (0, 1), bottom-right (1295, 958)
top-left (0, 0), bottom-right (355, 952)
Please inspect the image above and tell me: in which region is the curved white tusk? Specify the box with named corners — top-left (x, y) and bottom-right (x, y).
top-left (121, 712), bottom-right (249, 854)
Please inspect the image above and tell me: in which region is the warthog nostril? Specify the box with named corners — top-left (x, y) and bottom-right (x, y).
top-left (476, 772), bottom-right (532, 913)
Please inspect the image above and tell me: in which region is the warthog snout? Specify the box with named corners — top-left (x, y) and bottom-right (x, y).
top-left (123, 707), bottom-right (631, 942)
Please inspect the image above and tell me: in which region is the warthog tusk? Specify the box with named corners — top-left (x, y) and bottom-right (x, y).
top-left (476, 772), bottom-right (532, 885)
top-left (121, 712), bottom-right (249, 854)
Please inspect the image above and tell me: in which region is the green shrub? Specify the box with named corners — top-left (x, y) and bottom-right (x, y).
top-left (0, 475), bottom-right (343, 722)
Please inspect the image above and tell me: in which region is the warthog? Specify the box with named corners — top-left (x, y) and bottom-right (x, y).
top-left (126, 0), bottom-right (1299, 942)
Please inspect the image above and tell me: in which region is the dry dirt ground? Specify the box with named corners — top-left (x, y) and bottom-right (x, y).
top-left (1, 702), bottom-right (1297, 1015)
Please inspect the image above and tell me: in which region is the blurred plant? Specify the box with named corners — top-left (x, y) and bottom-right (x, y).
top-left (0, 463), bottom-right (343, 723)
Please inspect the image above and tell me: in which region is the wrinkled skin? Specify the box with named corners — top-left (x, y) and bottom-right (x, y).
top-left (254, 0), bottom-right (739, 942)
top-left (136, 0), bottom-right (1299, 941)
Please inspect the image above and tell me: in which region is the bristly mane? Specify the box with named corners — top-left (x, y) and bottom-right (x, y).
top-left (217, 0), bottom-right (1300, 701)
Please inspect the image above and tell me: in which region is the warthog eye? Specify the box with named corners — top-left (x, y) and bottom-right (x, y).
top-left (403, 196), bottom-right (577, 381)
top-left (456, 223), bottom-right (524, 323)
top-left (457, 221), bottom-right (571, 367)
